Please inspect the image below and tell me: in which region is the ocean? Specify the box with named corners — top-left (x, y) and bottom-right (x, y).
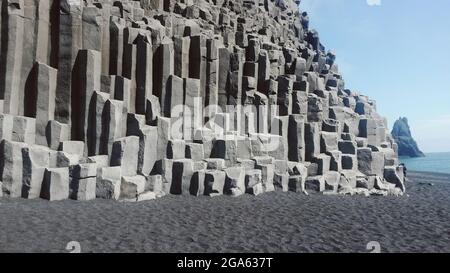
top-left (400, 152), bottom-right (450, 174)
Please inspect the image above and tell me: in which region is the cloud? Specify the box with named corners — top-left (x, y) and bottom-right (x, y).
top-left (367, 0), bottom-right (381, 6)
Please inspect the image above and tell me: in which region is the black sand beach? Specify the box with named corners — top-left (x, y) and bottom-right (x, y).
top-left (0, 171), bottom-right (449, 253)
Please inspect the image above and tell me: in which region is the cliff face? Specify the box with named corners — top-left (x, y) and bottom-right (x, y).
top-left (0, 0), bottom-right (406, 201)
top-left (392, 118), bottom-right (425, 158)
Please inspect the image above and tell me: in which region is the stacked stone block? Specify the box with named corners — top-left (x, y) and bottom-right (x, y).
top-left (0, 0), bottom-right (405, 201)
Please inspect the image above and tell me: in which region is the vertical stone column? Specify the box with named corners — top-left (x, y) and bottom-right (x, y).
top-left (173, 36), bottom-right (190, 78)
top-left (255, 92), bottom-right (269, 134)
top-left (34, 63), bottom-right (57, 147)
top-left (99, 3), bottom-right (111, 75)
top-left (0, 114), bottom-right (13, 140)
top-left (157, 117), bottom-right (171, 160)
top-left (153, 38), bottom-right (174, 117)
top-left (288, 115), bottom-right (306, 162)
top-left (258, 50), bottom-right (271, 88)
top-left (127, 117), bottom-right (158, 176)
top-left (183, 78), bottom-right (202, 141)
top-left (305, 122), bottom-right (321, 162)
top-left (19, 0), bottom-right (37, 116)
top-left (229, 48), bottom-right (245, 105)
top-left (55, 0), bottom-right (82, 124)
top-left (167, 75), bottom-right (184, 140)
top-left (135, 33), bottom-right (153, 115)
top-left (217, 47), bottom-right (230, 107)
top-left (0, 0), bottom-right (25, 116)
top-left (111, 136), bottom-right (139, 177)
top-left (87, 91), bottom-right (110, 156)
top-left (122, 43), bottom-right (137, 114)
top-left (112, 76), bottom-right (131, 137)
top-left (205, 38), bottom-right (219, 107)
top-left (0, 140), bottom-right (28, 198)
top-left (71, 49), bottom-right (102, 146)
top-left (206, 44), bottom-right (219, 107)
top-left (35, 0), bottom-right (51, 64)
top-left (189, 35), bottom-right (207, 103)
top-left (270, 116), bottom-right (289, 160)
top-left (277, 76), bottom-right (293, 116)
top-left (19, 0), bottom-right (52, 115)
top-left (109, 16), bottom-right (125, 76)
top-left (82, 5), bottom-right (103, 52)
top-left (103, 99), bottom-right (123, 158)
top-left (21, 146), bottom-right (49, 199)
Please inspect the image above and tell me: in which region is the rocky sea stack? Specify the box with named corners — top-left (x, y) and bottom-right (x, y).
top-left (0, 0), bottom-right (406, 201)
top-left (391, 117), bottom-right (425, 158)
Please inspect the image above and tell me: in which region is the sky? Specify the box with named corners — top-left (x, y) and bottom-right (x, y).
top-left (299, 0), bottom-right (450, 153)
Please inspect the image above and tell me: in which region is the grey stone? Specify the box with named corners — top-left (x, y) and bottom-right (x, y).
top-left (46, 120), bottom-right (70, 150)
top-left (324, 171), bottom-right (341, 192)
top-left (52, 151), bottom-right (80, 168)
top-left (71, 49), bottom-right (101, 146)
top-left (320, 132), bottom-right (338, 153)
top-left (245, 169), bottom-right (263, 195)
top-left (110, 136), bottom-right (139, 176)
top-left (357, 148), bottom-right (384, 177)
top-left (70, 163), bottom-right (96, 201)
top-left (224, 166), bottom-right (245, 195)
top-left (338, 140), bottom-right (357, 155)
top-left (314, 154), bottom-right (331, 175)
top-left (328, 150), bottom-right (342, 172)
top-left (120, 175), bottom-right (146, 199)
top-left (96, 166), bottom-right (122, 200)
top-left (205, 158), bottom-right (226, 170)
top-left (41, 168), bottom-right (70, 201)
top-left (305, 122), bottom-right (320, 161)
top-left (170, 159), bottom-right (194, 195)
top-left (22, 145), bottom-right (50, 199)
top-left (59, 141), bottom-right (84, 156)
top-left (0, 0), bottom-right (401, 202)
top-left (146, 175), bottom-right (165, 198)
top-left (0, 114), bottom-right (13, 141)
top-left (154, 39), bottom-right (174, 117)
top-left (32, 63), bottom-right (57, 146)
top-left (135, 34), bottom-right (153, 115)
top-left (186, 143), bottom-right (204, 161)
top-left (204, 170), bottom-right (226, 197)
top-left (167, 139), bottom-right (186, 160)
top-left (136, 191), bottom-right (156, 202)
top-left (384, 166), bottom-right (405, 192)
top-left (256, 163), bottom-right (275, 192)
top-left (305, 176), bottom-right (325, 193)
top-left (0, 140), bottom-right (27, 198)
top-left (0, 0), bottom-right (25, 116)
top-left (340, 170), bottom-right (357, 189)
top-left (12, 116), bottom-right (35, 144)
top-left (288, 115), bottom-right (305, 162)
top-left (127, 116), bottom-right (158, 175)
top-left (342, 154), bottom-right (358, 171)
top-left (274, 172), bottom-right (289, 192)
top-left (157, 117), bottom-right (171, 160)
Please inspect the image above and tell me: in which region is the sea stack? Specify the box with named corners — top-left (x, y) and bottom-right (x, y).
top-left (391, 117), bottom-right (425, 158)
top-left (0, 0), bottom-right (406, 200)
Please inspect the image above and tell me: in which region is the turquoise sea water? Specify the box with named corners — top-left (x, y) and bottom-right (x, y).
top-left (400, 152), bottom-right (450, 174)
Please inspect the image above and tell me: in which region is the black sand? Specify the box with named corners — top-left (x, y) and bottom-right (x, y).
top-left (0, 171), bottom-right (449, 253)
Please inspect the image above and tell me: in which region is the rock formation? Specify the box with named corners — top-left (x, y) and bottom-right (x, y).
top-left (391, 117), bottom-right (425, 158)
top-left (0, 0), bottom-right (406, 201)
